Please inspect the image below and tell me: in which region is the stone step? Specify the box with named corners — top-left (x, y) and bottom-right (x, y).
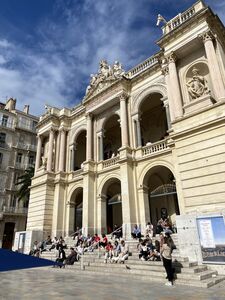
top-left (176, 270), bottom-right (217, 281)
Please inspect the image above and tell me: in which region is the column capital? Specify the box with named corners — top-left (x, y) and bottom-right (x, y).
top-left (85, 112), bottom-right (93, 120)
top-left (167, 52), bottom-right (177, 64)
top-left (199, 30), bottom-right (214, 43)
top-left (59, 127), bottom-right (67, 133)
top-left (161, 65), bottom-right (169, 76)
top-left (119, 92), bottom-right (128, 102)
top-left (97, 129), bottom-right (105, 138)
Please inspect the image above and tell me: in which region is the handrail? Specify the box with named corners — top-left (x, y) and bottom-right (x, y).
top-left (70, 228), bottom-right (82, 237)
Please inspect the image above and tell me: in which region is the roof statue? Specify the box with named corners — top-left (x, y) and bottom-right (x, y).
top-left (85, 60), bottom-right (125, 97)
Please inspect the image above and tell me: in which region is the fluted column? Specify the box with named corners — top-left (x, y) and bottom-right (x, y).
top-left (55, 131), bottom-right (60, 172)
top-left (35, 135), bottom-right (42, 172)
top-left (120, 94), bottom-right (129, 147)
top-left (163, 98), bottom-right (171, 129)
top-left (133, 115), bottom-right (142, 147)
top-left (86, 113), bottom-right (92, 161)
top-left (161, 64), bottom-right (175, 122)
top-left (59, 128), bottom-right (66, 172)
top-left (70, 144), bottom-right (75, 171)
top-left (97, 130), bottom-right (104, 161)
top-left (167, 53), bottom-right (183, 119)
top-left (47, 129), bottom-right (54, 172)
top-left (200, 31), bottom-right (225, 100)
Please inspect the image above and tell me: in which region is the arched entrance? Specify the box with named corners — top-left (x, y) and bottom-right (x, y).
top-left (2, 222), bottom-right (15, 249)
top-left (101, 178), bottom-right (122, 233)
top-left (143, 166), bottom-right (179, 229)
top-left (139, 93), bottom-right (168, 145)
top-left (70, 188), bottom-right (83, 232)
top-left (103, 115), bottom-right (121, 160)
top-left (74, 131), bottom-right (86, 170)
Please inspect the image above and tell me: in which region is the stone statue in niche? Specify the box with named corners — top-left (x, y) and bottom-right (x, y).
top-left (41, 156), bottom-right (47, 169)
top-left (186, 67), bottom-right (210, 100)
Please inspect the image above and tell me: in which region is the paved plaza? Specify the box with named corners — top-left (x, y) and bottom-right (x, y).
top-left (0, 267), bottom-right (225, 300)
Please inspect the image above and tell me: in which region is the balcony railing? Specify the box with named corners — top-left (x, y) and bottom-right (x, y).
top-left (1, 206), bottom-right (28, 214)
top-left (126, 54), bottom-right (159, 79)
top-left (16, 122), bottom-right (37, 132)
top-left (72, 169), bottom-right (83, 178)
top-left (15, 162), bottom-right (34, 170)
top-left (15, 143), bottom-right (37, 152)
top-left (102, 156), bottom-right (120, 169)
top-left (161, 1), bottom-right (205, 35)
top-left (142, 139), bottom-right (168, 156)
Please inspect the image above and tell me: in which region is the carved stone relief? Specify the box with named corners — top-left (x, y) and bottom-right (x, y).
top-left (85, 60), bottom-right (125, 98)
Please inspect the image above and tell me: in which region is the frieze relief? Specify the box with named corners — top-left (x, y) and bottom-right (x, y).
top-left (84, 60), bottom-right (125, 99)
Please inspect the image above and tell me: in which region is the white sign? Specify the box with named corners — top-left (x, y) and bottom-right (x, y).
top-left (198, 219), bottom-right (215, 248)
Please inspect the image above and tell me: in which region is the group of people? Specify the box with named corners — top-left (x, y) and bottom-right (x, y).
top-left (131, 221), bottom-right (176, 286)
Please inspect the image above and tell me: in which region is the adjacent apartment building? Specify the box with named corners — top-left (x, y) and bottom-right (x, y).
top-left (0, 98), bottom-right (38, 249)
top-left (26, 1), bottom-right (225, 266)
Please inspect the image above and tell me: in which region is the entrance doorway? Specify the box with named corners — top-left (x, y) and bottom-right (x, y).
top-left (143, 166), bottom-right (180, 230)
top-left (2, 222), bottom-right (15, 249)
top-left (70, 188), bottom-right (83, 233)
top-left (103, 179), bottom-right (122, 233)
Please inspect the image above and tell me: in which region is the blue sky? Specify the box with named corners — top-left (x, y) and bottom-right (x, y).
top-left (0, 0), bottom-right (224, 116)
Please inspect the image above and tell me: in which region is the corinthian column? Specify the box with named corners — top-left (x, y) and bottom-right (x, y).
top-left (120, 94), bottom-right (129, 147)
top-left (59, 128), bottom-right (66, 172)
top-left (133, 115), bottom-right (142, 147)
top-left (47, 129), bottom-right (54, 172)
top-left (97, 130), bottom-right (104, 161)
top-left (86, 113), bottom-right (92, 161)
top-left (199, 31), bottom-right (225, 100)
top-left (35, 135), bottom-right (42, 172)
top-left (161, 65), bottom-right (175, 122)
top-left (167, 53), bottom-right (183, 119)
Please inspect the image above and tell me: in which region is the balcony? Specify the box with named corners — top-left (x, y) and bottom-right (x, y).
top-left (142, 139), bottom-right (169, 157)
top-left (15, 162), bottom-right (34, 170)
top-left (102, 156), bottom-right (120, 169)
top-left (14, 142), bottom-right (37, 152)
top-left (16, 122), bottom-right (37, 133)
top-left (1, 206), bottom-right (28, 215)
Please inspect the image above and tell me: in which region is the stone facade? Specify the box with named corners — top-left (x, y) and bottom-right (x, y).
top-left (27, 1), bottom-right (225, 266)
top-left (0, 99), bottom-right (38, 249)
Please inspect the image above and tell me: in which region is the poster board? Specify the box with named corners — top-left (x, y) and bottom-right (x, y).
top-left (197, 216), bottom-right (225, 264)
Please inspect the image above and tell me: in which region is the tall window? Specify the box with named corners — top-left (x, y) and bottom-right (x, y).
top-left (0, 152), bottom-right (3, 165)
top-left (0, 132), bottom-right (6, 147)
top-left (16, 153), bottom-right (22, 164)
top-left (28, 155), bottom-right (34, 165)
top-left (2, 115), bottom-right (9, 127)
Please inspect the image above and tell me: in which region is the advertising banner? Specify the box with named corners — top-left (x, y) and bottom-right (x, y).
top-left (197, 216), bottom-right (225, 264)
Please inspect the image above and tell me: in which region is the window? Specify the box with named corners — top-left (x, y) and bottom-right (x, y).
top-left (0, 152), bottom-right (3, 165)
top-left (16, 153), bottom-right (22, 163)
top-left (28, 155), bottom-right (34, 165)
top-left (2, 115), bottom-right (8, 127)
top-left (32, 121), bottom-right (38, 131)
top-left (0, 132), bottom-right (6, 147)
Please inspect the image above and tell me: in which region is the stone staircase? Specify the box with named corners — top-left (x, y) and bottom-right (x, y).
top-left (41, 234), bottom-right (225, 288)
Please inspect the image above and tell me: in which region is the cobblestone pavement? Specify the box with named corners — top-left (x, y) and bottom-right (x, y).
top-left (0, 267), bottom-right (225, 300)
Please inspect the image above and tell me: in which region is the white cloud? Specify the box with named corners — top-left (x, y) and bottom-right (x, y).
top-left (0, 0), bottom-right (223, 116)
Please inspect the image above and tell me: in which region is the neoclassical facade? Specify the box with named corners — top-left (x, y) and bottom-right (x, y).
top-left (27, 1), bottom-right (225, 251)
